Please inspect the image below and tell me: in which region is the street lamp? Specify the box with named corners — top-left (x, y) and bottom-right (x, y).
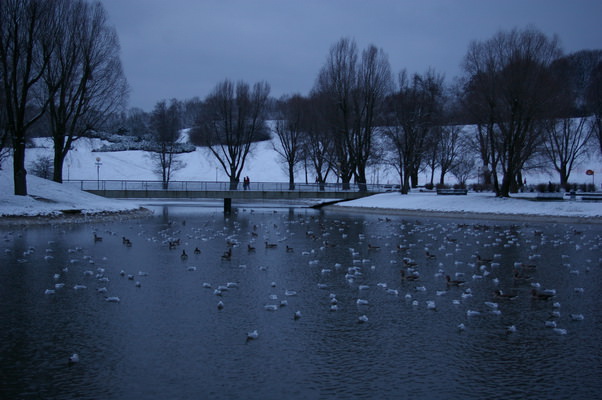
top-left (586, 169), bottom-right (595, 187)
top-left (95, 157), bottom-right (102, 189)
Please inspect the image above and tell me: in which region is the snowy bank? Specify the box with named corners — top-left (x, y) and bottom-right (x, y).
top-left (333, 191), bottom-right (602, 223)
top-left (1, 136), bottom-right (601, 224)
top-left (0, 169), bottom-right (143, 218)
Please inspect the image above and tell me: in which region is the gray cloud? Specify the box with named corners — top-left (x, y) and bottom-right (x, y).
top-left (100, 0), bottom-right (602, 111)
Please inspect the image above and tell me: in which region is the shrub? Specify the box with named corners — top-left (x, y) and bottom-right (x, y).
top-left (536, 182), bottom-right (561, 193)
top-left (93, 141), bottom-right (196, 153)
top-left (29, 155), bottom-right (54, 179)
top-left (470, 183), bottom-right (494, 192)
top-left (581, 183), bottom-right (597, 192)
top-left (562, 183), bottom-right (577, 192)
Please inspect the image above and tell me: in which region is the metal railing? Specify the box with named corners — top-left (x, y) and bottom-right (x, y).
top-left (64, 179), bottom-right (395, 194)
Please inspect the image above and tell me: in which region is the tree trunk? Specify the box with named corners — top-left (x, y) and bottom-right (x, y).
top-left (492, 169), bottom-right (500, 195)
top-left (559, 165), bottom-right (568, 186)
top-left (356, 170), bottom-right (368, 192)
top-left (288, 163), bottom-right (295, 190)
top-left (162, 169), bottom-right (169, 189)
top-left (499, 170), bottom-right (513, 197)
top-left (411, 171), bottom-right (419, 188)
top-left (52, 134), bottom-right (65, 183)
top-left (483, 166), bottom-right (492, 185)
top-left (13, 143), bottom-right (28, 196)
top-left (402, 173), bottom-right (411, 194)
top-left (511, 171), bottom-right (522, 193)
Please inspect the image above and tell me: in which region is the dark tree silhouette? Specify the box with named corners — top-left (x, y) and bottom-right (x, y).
top-left (44, 0), bottom-right (128, 183)
top-left (385, 69), bottom-right (444, 194)
top-left (313, 38), bottom-right (391, 191)
top-left (191, 79), bottom-right (270, 189)
top-left (587, 61), bottom-right (602, 154)
top-left (462, 27), bottom-right (562, 197)
top-left (149, 99), bottom-right (184, 189)
top-left (542, 117), bottom-right (593, 185)
top-left (0, 0), bottom-right (56, 195)
top-left (273, 94), bottom-right (306, 190)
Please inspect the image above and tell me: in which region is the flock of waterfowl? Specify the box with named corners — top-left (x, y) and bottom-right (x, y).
top-left (2, 208), bottom-right (600, 363)
top-left (193, 213), bottom-right (598, 340)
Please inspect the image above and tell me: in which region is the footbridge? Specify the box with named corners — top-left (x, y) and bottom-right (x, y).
top-left (65, 180), bottom-right (393, 212)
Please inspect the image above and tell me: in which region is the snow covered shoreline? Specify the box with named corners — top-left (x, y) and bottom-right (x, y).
top-left (0, 168), bottom-right (145, 223)
top-left (1, 142), bottom-right (601, 225)
top-left (0, 208), bottom-right (152, 226)
top-left (328, 204), bottom-right (602, 224)
top-left (334, 191), bottom-right (602, 224)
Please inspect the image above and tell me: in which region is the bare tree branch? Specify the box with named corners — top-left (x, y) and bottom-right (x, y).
top-left (191, 79), bottom-right (270, 189)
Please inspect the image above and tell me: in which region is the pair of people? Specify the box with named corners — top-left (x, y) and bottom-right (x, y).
top-left (243, 176), bottom-right (251, 190)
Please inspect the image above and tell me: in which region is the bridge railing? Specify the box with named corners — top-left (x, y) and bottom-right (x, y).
top-left (64, 179), bottom-right (396, 193)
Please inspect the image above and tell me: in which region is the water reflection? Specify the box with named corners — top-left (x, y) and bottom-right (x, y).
top-left (1, 204), bottom-right (601, 399)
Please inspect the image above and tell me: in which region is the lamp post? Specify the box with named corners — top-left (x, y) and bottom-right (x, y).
top-left (95, 157), bottom-right (102, 189)
top-left (586, 169), bottom-right (595, 187)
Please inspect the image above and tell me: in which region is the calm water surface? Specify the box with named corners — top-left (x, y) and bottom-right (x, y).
top-left (1, 203), bottom-right (601, 399)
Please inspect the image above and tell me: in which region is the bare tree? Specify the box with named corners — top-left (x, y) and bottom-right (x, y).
top-left (353, 44), bottom-right (392, 190)
top-left (149, 99), bottom-right (184, 189)
top-left (191, 79), bottom-right (270, 189)
top-left (273, 94), bottom-right (306, 190)
top-left (437, 125), bottom-right (464, 185)
top-left (313, 38), bottom-right (391, 191)
top-left (125, 107), bottom-right (150, 138)
top-left (301, 92), bottom-right (334, 189)
top-left (587, 61), bottom-right (602, 154)
top-left (181, 97), bottom-right (203, 128)
top-left (313, 38), bottom-right (357, 189)
top-left (462, 27), bottom-right (562, 197)
top-left (44, 0), bottom-right (128, 183)
top-left (29, 154), bottom-right (53, 179)
top-left (450, 153), bottom-right (476, 187)
top-left (385, 69), bottom-right (444, 193)
top-left (423, 126), bottom-right (440, 186)
top-left (0, 73), bottom-right (9, 168)
top-left (0, 0), bottom-right (56, 195)
top-left (542, 117), bottom-right (593, 185)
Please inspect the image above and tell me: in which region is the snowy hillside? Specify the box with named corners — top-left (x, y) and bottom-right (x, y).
top-left (22, 137), bottom-right (303, 183)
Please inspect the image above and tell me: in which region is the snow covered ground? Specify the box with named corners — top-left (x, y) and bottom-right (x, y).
top-left (335, 191), bottom-right (602, 221)
top-left (0, 136), bottom-right (601, 221)
top-left (23, 137), bottom-right (308, 183)
top-left (0, 169), bottom-right (142, 217)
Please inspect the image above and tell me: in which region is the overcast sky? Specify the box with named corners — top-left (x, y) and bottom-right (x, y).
top-left (99, 0), bottom-right (602, 111)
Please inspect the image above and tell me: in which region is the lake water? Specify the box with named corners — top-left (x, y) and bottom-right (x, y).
top-left (1, 202), bottom-right (601, 400)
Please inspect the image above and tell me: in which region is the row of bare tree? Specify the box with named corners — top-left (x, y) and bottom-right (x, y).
top-left (462, 28), bottom-right (601, 195)
top-left (209, 31), bottom-right (599, 197)
top-left (0, 0), bottom-right (128, 195)
top-left (140, 29), bottom-right (601, 196)
top-left (3, 5), bottom-right (600, 198)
